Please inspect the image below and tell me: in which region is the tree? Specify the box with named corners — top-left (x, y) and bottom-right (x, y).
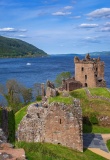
top-left (20, 87), bottom-right (33, 104)
top-left (55, 72), bottom-right (71, 87)
top-left (0, 79), bottom-right (33, 112)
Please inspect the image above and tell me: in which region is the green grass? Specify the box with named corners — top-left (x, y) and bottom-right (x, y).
top-left (106, 140), bottom-right (110, 151)
top-left (83, 124), bottom-right (110, 133)
top-left (89, 88), bottom-right (110, 98)
top-left (49, 95), bottom-right (74, 105)
top-left (15, 104), bottom-right (29, 130)
top-left (70, 88), bottom-right (110, 116)
top-left (70, 88), bottom-right (110, 133)
top-left (16, 142), bottom-right (107, 160)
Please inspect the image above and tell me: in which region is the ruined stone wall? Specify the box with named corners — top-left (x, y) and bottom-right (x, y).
top-left (75, 62), bottom-right (97, 87)
top-left (97, 62), bottom-right (104, 79)
top-left (17, 100), bottom-right (83, 152)
top-left (61, 78), bottom-right (82, 91)
top-left (74, 55), bottom-right (106, 88)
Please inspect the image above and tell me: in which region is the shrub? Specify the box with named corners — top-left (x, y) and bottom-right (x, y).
top-left (36, 95), bottom-right (42, 101)
top-left (89, 113), bottom-right (99, 125)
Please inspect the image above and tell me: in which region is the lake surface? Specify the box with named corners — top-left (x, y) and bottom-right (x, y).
top-left (0, 54), bottom-right (110, 88)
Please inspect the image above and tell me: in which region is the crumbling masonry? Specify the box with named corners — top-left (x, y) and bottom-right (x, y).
top-left (74, 53), bottom-right (106, 88)
top-left (61, 54), bottom-right (106, 91)
top-left (17, 100), bottom-right (83, 152)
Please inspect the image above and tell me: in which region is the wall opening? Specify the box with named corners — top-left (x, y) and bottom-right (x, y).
top-left (85, 83), bottom-right (88, 87)
top-left (37, 113), bottom-right (40, 118)
top-left (96, 68), bottom-right (98, 71)
top-left (60, 119), bottom-right (62, 124)
top-left (98, 79), bottom-right (102, 82)
top-left (81, 67), bottom-right (84, 71)
top-left (85, 75), bottom-right (87, 80)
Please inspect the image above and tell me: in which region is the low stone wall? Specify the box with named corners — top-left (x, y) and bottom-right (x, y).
top-left (17, 100), bottom-right (83, 152)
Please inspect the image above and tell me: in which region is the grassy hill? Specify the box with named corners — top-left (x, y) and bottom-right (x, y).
top-left (16, 141), bottom-right (107, 160)
top-left (15, 87), bottom-right (110, 160)
top-left (0, 36), bottom-right (48, 58)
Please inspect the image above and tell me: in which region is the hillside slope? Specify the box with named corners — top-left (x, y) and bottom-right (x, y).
top-left (0, 36), bottom-right (48, 57)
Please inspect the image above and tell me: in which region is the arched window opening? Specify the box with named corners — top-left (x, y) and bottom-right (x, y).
top-left (85, 83), bottom-right (88, 87)
top-left (85, 75), bottom-right (87, 80)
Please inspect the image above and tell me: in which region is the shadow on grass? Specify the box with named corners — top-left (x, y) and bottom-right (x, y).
top-left (83, 117), bottom-right (93, 152)
top-left (83, 116), bottom-right (92, 133)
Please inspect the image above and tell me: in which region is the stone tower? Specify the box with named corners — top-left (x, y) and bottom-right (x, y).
top-left (74, 54), bottom-right (106, 88)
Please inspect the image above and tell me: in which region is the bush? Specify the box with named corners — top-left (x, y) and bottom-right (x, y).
top-left (36, 95), bottom-right (42, 101)
top-left (89, 113), bottom-right (99, 125)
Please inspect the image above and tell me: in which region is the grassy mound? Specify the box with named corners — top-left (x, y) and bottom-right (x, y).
top-left (16, 142), bottom-right (106, 160)
top-left (70, 88), bottom-right (110, 133)
top-left (15, 104), bottom-right (29, 130)
top-left (49, 95), bottom-right (73, 105)
top-left (70, 88), bottom-right (110, 117)
top-left (89, 88), bottom-right (110, 98)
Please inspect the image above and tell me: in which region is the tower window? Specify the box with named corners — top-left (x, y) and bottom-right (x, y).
top-left (81, 67), bottom-right (84, 71)
top-left (85, 75), bottom-right (87, 80)
top-left (60, 119), bottom-right (62, 124)
top-left (96, 68), bottom-right (98, 71)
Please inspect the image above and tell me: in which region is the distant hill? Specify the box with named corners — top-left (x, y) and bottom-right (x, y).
top-left (89, 51), bottom-right (110, 56)
top-left (0, 36), bottom-right (48, 58)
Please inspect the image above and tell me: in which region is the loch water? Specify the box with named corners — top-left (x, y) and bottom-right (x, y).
top-left (0, 54), bottom-right (110, 88)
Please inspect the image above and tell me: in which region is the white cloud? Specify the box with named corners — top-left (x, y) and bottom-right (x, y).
top-left (79, 23), bottom-right (99, 28)
top-left (72, 16), bottom-right (81, 19)
top-left (0, 27), bottom-right (27, 32)
top-left (52, 11), bottom-right (72, 16)
top-left (101, 27), bottom-right (110, 32)
top-left (104, 22), bottom-right (110, 27)
top-left (87, 8), bottom-right (110, 18)
top-left (17, 34), bottom-right (27, 38)
top-left (0, 27), bottom-right (16, 32)
top-left (84, 36), bottom-right (100, 43)
top-left (64, 6), bottom-right (73, 10)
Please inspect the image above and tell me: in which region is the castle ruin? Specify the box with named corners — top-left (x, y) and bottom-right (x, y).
top-left (61, 54), bottom-right (106, 91)
top-left (74, 54), bottom-right (106, 88)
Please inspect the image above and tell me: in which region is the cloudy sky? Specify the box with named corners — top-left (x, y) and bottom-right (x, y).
top-left (0, 0), bottom-right (110, 54)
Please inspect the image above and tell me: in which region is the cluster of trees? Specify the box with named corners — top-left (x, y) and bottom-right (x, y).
top-left (0, 80), bottom-right (42, 113)
top-left (0, 72), bottom-right (71, 113)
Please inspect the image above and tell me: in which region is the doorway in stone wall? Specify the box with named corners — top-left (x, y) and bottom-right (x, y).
top-left (85, 83), bottom-right (88, 87)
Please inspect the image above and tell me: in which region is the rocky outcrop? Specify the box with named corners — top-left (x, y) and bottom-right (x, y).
top-left (17, 100), bottom-right (83, 152)
top-left (46, 80), bottom-right (58, 97)
top-left (46, 87), bottom-right (57, 97)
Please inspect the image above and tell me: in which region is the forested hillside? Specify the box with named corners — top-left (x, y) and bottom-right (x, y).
top-left (0, 36), bottom-right (48, 57)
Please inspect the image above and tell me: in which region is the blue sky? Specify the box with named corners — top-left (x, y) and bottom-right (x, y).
top-left (0, 0), bottom-right (110, 54)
